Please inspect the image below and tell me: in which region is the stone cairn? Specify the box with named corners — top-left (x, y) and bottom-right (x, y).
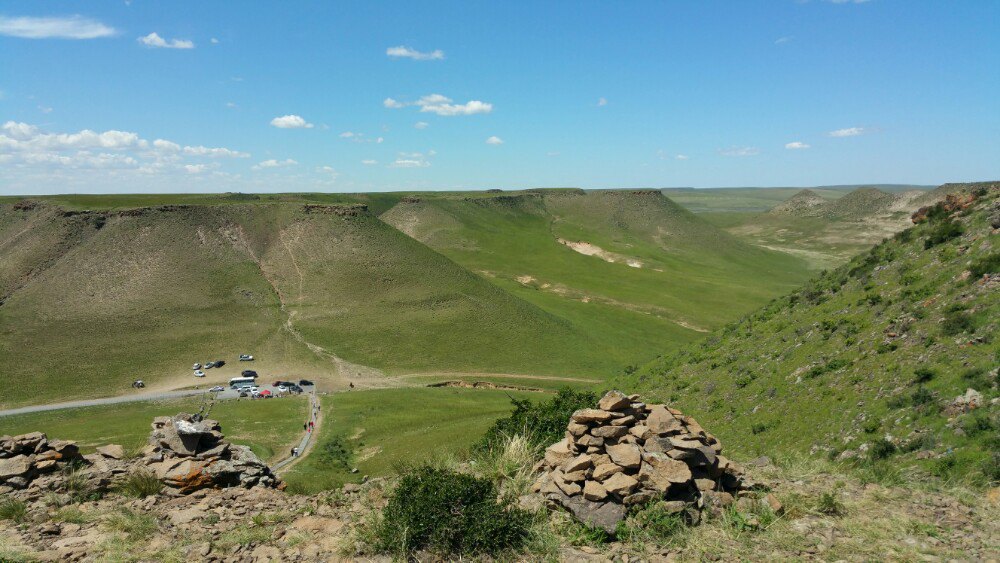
top-left (532, 391), bottom-right (748, 534)
top-left (143, 413), bottom-right (281, 493)
top-left (0, 413), bottom-right (280, 499)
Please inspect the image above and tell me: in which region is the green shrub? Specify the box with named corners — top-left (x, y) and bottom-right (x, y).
top-left (959, 411), bottom-right (995, 437)
top-left (923, 219), bottom-right (964, 249)
top-left (968, 252), bottom-right (1000, 278)
top-left (912, 367), bottom-right (937, 384)
top-left (941, 311), bottom-right (974, 335)
top-left (373, 466), bottom-right (531, 557)
top-left (901, 433), bottom-right (936, 453)
top-left (476, 388), bottom-right (598, 452)
top-left (816, 492), bottom-right (845, 516)
top-left (869, 438), bottom-right (897, 461)
top-left (319, 434), bottom-right (353, 469)
top-left (910, 386), bottom-right (935, 408)
top-left (0, 499), bottom-right (27, 523)
top-left (982, 453), bottom-right (1000, 485)
top-left (115, 470), bottom-right (161, 498)
top-left (862, 420), bottom-right (880, 434)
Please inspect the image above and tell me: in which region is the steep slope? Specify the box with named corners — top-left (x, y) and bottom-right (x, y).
top-left (765, 189), bottom-right (829, 216)
top-left (619, 183), bottom-right (1000, 480)
top-left (0, 202), bottom-right (614, 409)
top-left (382, 191), bottom-right (812, 367)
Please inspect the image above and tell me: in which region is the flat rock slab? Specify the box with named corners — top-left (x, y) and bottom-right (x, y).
top-left (548, 490), bottom-right (626, 534)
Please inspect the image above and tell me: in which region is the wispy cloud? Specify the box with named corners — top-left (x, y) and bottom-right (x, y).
top-left (774, 36), bottom-right (792, 45)
top-left (0, 15), bottom-right (116, 39)
top-left (675, 154), bottom-right (690, 160)
top-left (252, 158), bottom-right (297, 170)
top-left (486, 136), bottom-right (504, 145)
top-left (828, 127), bottom-right (866, 137)
top-left (785, 141), bottom-right (810, 149)
top-left (386, 46), bottom-right (444, 61)
top-left (390, 151), bottom-right (432, 168)
top-left (270, 115), bottom-right (314, 129)
top-left (718, 146), bottom-right (760, 157)
top-left (138, 32), bottom-right (194, 49)
top-left (414, 121), bottom-right (429, 130)
top-left (598, 97), bottom-right (608, 107)
top-left (384, 94), bottom-right (493, 116)
top-left (827, 0), bottom-right (871, 4)
top-left (361, 159), bottom-right (378, 165)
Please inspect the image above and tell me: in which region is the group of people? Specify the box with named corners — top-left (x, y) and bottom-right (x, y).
top-left (289, 395), bottom-right (321, 459)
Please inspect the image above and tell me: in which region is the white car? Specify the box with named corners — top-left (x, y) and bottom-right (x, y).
top-left (192, 363), bottom-right (201, 370)
top-left (194, 370), bottom-right (206, 377)
top-left (209, 385), bottom-right (225, 393)
top-left (277, 385), bottom-right (288, 392)
top-left (239, 354), bottom-right (254, 361)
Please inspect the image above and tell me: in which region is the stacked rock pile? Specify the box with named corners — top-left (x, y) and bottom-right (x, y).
top-left (532, 390), bottom-right (747, 533)
top-left (143, 413), bottom-right (281, 493)
top-left (0, 432), bottom-right (84, 493)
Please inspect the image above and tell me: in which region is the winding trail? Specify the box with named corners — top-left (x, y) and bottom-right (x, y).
top-left (273, 391), bottom-right (322, 473)
top-left (0, 389), bottom-right (206, 418)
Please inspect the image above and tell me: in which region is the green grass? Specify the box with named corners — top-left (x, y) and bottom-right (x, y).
top-left (618, 186), bottom-right (1000, 481)
top-left (282, 387), bottom-right (539, 493)
top-left (0, 395), bottom-right (308, 462)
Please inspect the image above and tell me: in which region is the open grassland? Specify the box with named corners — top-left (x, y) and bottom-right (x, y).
top-left (664, 185), bottom-right (931, 214)
top-left (0, 395), bottom-right (308, 462)
top-left (620, 184), bottom-right (1000, 482)
top-left (282, 387), bottom-right (539, 493)
top-left (393, 372), bottom-right (601, 392)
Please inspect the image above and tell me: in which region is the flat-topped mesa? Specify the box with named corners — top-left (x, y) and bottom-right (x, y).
top-left (533, 390), bottom-right (749, 534)
top-left (301, 203), bottom-right (369, 216)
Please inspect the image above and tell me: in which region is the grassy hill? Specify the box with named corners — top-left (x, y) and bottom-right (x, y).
top-left (0, 201), bottom-right (615, 408)
top-left (382, 190), bottom-right (812, 370)
top-left (618, 182), bottom-right (1000, 482)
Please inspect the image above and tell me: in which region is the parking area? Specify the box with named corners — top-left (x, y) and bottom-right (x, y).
top-left (210, 382), bottom-right (313, 400)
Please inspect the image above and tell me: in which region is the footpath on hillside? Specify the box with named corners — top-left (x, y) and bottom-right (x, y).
top-left (273, 391), bottom-right (321, 473)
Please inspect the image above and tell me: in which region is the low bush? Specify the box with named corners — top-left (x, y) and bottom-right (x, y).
top-left (869, 438), bottom-right (897, 461)
top-left (319, 434), bottom-right (353, 469)
top-left (941, 311), bottom-right (974, 336)
top-left (968, 252), bottom-right (1000, 278)
top-left (475, 388), bottom-right (598, 453)
top-left (372, 465), bottom-right (531, 557)
top-left (816, 491), bottom-right (845, 516)
top-left (115, 470), bottom-right (161, 498)
top-left (912, 367), bottom-right (937, 384)
top-left (0, 499), bottom-right (27, 523)
top-left (923, 219), bottom-right (964, 249)
top-left (616, 501), bottom-right (687, 545)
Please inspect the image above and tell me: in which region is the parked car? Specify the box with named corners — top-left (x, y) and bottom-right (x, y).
top-left (272, 380), bottom-right (289, 387)
top-left (214, 360), bottom-right (226, 368)
top-left (192, 363), bottom-right (201, 370)
top-left (204, 362), bottom-right (215, 369)
top-left (242, 370), bottom-right (258, 378)
top-left (239, 391), bottom-right (249, 398)
top-left (298, 379), bottom-right (314, 386)
top-left (276, 385), bottom-right (288, 392)
top-left (194, 370), bottom-right (206, 377)
top-left (132, 380), bottom-right (145, 389)
top-left (209, 385), bottom-right (224, 393)
top-left (239, 354), bottom-right (254, 361)
top-left (288, 384), bottom-right (304, 394)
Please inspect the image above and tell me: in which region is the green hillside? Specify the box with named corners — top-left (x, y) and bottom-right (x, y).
top-left (382, 190), bottom-right (812, 368)
top-left (618, 183), bottom-right (1000, 481)
top-left (0, 202), bottom-right (609, 409)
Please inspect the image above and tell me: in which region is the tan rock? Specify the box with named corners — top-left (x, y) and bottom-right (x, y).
top-left (571, 409), bottom-right (615, 423)
top-left (668, 437), bottom-right (704, 450)
top-left (544, 439), bottom-right (574, 467)
top-left (577, 434), bottom-right (604, 448)
top-left (591, 454), bottom-right (612, 466)
top-left (612, 415), bottom-right (636, 426)
top-left (694, 478), bottom-right (716, 491)
top-left (35, 459), bottom-right (58, 471)
top-left (598, 390), bottom-right (631, 411)
top-left (646, 405), bottom-right (684, 434)
top-left (531, 472), bottom-right (550, 493)
top-left (562, 454), bottom-right (593, 473)
top-left (96, 444), bottom-right (125, 460)
top-left (638, 453), bottom-right (692, 493)
top-left (629, 424), bottom-right (652, 440)
top-left (591, 425), bottom-right (628, 439)
top-left (567, 422), bottom-right (589, 437)
top-left (555, 475), bottom-right (582, 496)
top-left (563, 470), bottom-right (587, 482)
top-left (592, 463), bottom-right (624, 482)
top-left (583, 480), bottom-right (608, 501)
top-left (0, 455), bottom-right (31, 479)
top-left (602, 472), bottom-right (638, 496)
top-left (605, 443), bottom-right (641, 469)
top-left (764, 493), bottom-right (784, 515)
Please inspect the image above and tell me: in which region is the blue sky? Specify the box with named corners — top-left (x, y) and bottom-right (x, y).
top-left (1, 1), bottom-right (998, 194)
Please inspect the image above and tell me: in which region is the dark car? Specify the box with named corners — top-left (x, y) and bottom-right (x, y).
top-left (242, 370), bottom-right (258, 378)
top-left (214, 360), bottom-right (226, 368)
top-left (288, 384), bottom-right (304, 394)
top-left (298, 379), bottom-right (314, 386)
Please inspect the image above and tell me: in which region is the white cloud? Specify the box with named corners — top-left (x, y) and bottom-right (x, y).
top-left (316, 166), bottom-right (339, 182)
top-left (486, 136), bottom-right (504, 145)
top-left (361, 159), bottom-right (378, 165)
top-left (718, 146), bottom-right (760, 157)
top-left (339, 131), bottom-right (356, 138)
top-left (389, 151), bottom-right (432, 168)
top-left (38, 105), bottom-right (53, 114)
top-left (182, 145), bottom-right (249, 158)
top-left (376, 136), bottom-right (384, 144)
top-left (138, 32), bottom-right (194, 49)
top-left (270, 115), bottom-right (314, 129)
top-left (775, 36), bottom-right (792, 45)
top-left (828, 127), bottom-right (865, 137)
top-left (414, 121), bottom-right (429, 129)
top-left (0, 15), bottom-right (116, 39)
top-left (386, 46), bottom-right (444, 61)
top-left (226, 102), bottom-right (237, 108)
top-left (210, 37), bottom-right (219, 44)
top-left (828, 0), bottom-right (871, 3)
top-left (546, 151), bottom-right (561, 157)
top-left (785, 141), bottom-right (810, 149)
top-left (384, 94), bottom-right (493, 116)
top-left (252, 158), bottom-right (297, 170)
top-left (598, 97), bottom-right (608, 107)
top-left (184, 164), bottom-right (206, 174)
top-left (675, 154), bottom-right (690, 160)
